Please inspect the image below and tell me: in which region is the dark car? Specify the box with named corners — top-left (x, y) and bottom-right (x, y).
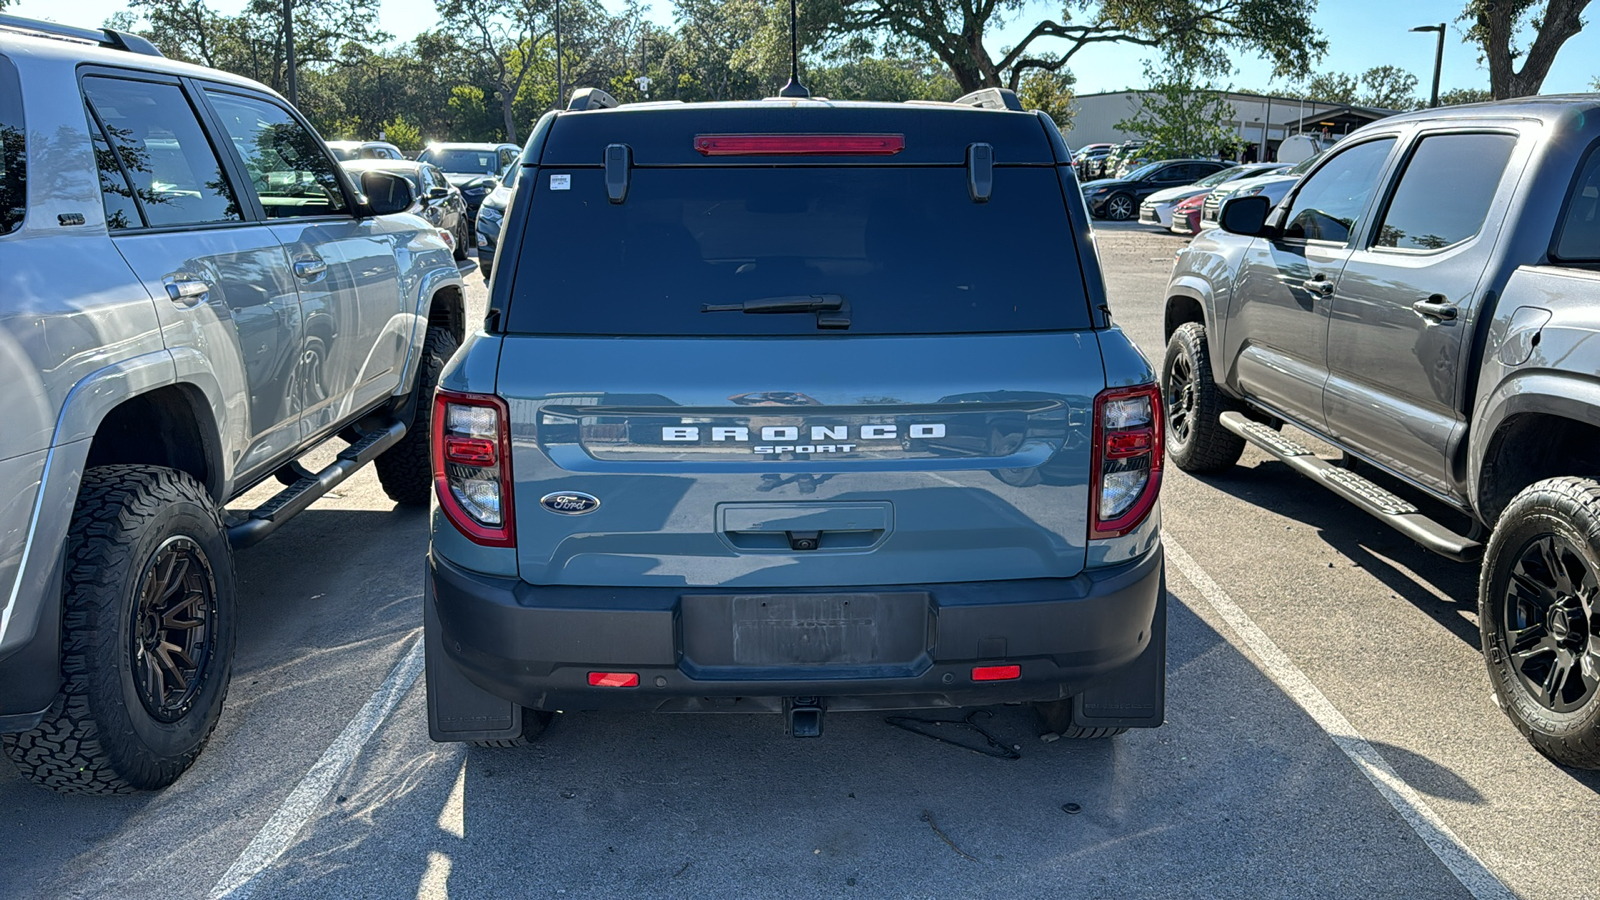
top-left (1081, 158), bottom-right (1232, 221)
top-left (341, 159), bottom-right (471, 260)
top-left (416, 142), bottom-right (519, 227)
top-left (473, 160), bottom-right (521, 280)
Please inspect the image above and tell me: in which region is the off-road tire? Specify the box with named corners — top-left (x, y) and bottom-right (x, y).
top-left (1104, 193), bottom-right (1136, 221)
top-left (469, 710), bottom-right (553, 748)
top-left (1, 466), bottom-right (235, 793)
top-left (1032, 698), bottom-right (1128, 740)
top-left (1162, 322), bottom-right (1246, 473)
top-left (1480, 477), bottom-right (1600, 769)
top-left (375, 324), bottom-right (459, 506)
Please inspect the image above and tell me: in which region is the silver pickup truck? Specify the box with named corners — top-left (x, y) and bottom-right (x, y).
top-left (0, 17), bottom-right (465, 793)
top-left (1163, 96), bottom-right (1600, 769)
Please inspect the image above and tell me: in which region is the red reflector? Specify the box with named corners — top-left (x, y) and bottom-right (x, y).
top-left (443, 435), bottom-right (496, 466)
top-left (694, 133), bottom-right (905, 157)
top-left (971, 665), bottom-right (1020, 682)
top-left (1105, 430), bottom-right (1153, 457)
top-left (587, 672), bottom-right (639, 687)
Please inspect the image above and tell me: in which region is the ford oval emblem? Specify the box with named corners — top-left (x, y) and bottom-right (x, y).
top-left (540, 491), bottom-right (600, 515)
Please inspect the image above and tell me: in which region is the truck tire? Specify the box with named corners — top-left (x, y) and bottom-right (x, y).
top-left (470, 710), bottom-right (553, 748)
top-left (1, 466), bottom-right (235, 793)
top-left (376, 324), bottom-right (459, 506)
top-left (1032, 697), bottom-right (1127, 739)
top-left (1162, 322), bottom-right (1245, 473)
top-left (1480, 477), bottom-right (1600, 769)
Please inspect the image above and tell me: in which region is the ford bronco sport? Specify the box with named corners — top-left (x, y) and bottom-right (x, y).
top-left (1164, 96), bottom-right (1600, 768)
top-left (0, 17), bottom-right (465, 792)
top-left (425, 87), bottom-right (1168, 744)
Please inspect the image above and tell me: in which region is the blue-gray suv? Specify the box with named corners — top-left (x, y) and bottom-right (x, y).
top-left (425, 88), bottom-right (1168, 745)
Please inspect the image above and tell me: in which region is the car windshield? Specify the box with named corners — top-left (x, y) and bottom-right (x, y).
top-left (1196, 166), bottom-right (1248, 187)
top-left (1288, 153), bottom-right (1323, 175)
top-left (1122, 162), bottom-right (1164, 181)
top-left (328, 146), bottom-right (358, 161)
top-left (417, 148), bottom-right (499, 174)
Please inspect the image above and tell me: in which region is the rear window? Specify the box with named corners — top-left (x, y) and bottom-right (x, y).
top-left (1554, 144), bottom-right (1600, 263)
top-left (0, 55), bottom-right (23, 235)
top-left (503, 166), bottom-right (1090, 336)
top-left (418, 148), bottom-right (499, 174)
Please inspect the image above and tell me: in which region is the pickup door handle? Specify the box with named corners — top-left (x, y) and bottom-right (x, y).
top-left (1412, 296), bottom-right (1458, 321)
top-left (293, 258), bottom-right (328, 280)
top-left (1301, 277), bottom-right (1334, 296)
top-left (163, 275), bottom-right (211, 308)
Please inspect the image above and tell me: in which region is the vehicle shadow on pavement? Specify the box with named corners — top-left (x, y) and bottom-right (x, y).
top-left (239, 597), bottom-right (1478, 900)
top-left (1185, 458), bottom-right (1482, 649)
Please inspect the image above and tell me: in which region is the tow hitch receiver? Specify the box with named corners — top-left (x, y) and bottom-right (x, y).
top-left (786, 696), bottom-right (824, 737)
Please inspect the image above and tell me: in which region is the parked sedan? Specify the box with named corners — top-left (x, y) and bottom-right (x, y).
top-left (1199, 152), bottom-right (1323, 229)
top-left (416, 142), bottom-right (519, 228)
top-left (1169, 193), bottom-right (1207, 235)
top-left (1138, 163), bottom-right (1289, 228)
top-left (1081, 158), bottom-right (1233, 220)
top-left (340, 159), bottom-right (470, 260)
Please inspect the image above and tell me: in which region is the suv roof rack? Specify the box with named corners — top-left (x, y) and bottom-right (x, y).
top-left (0, 13), bottom-right (163, 57)
top-left (953, 88), bottom-right (1024, 112)
top-left (567, 87), bottom-right (619, 111)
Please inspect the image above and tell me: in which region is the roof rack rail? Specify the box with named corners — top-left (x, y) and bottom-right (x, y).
top-left (953, 87), bottom-right (1024, 112)
top-left (567, 87), bottom-right (619, 111)
top-left (0, 14), bottom-right (163, 57)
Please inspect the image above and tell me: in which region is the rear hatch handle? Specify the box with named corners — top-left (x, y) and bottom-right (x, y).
top-left (702, 294), bottom-right (851, 329)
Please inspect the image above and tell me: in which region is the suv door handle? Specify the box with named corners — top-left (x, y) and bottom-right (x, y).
top-left (293, 258), bottom-right (328, 280)
top-left (1301, 276), bottom-right (1334, 296)
top-left (1412, 295), bottom-right (1458, 321)
top-left (163, 275), bottom-right (211, 308)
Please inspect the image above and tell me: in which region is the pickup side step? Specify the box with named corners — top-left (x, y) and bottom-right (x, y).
top-left (227, 420), bottom-right (407, 549)
top-left (1218, 412), bottom-right (1481, 562)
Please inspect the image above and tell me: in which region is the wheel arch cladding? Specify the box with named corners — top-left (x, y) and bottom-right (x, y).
top-left (429, 285), bottom-right (466, 347)
top-left (1478, 410), bottom-right (1600, 525)
top-left (1164, 293), bottom-right (1206, 343)
top-left (84, 385), bottom-right (222, 504)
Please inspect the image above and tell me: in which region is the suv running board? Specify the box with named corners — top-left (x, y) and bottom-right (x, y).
top-left (227, 420), bottom-right (407, 549)
top-left (1218, 412), bottom-right (1482, 563)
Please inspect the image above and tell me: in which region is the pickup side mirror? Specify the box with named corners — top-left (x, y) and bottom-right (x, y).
top-left (428, 186), bottom-right (450, 199)
top-left (1219, 194), bottom-right (1274, 237)
top-left (360, 170), bottom-right (415, 216)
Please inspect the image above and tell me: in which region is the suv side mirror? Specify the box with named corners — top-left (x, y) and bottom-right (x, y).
top-left (360, 170), bottom-right (415, 216)
top-left (428, 186), bottom-right (450, 199)
top-left (1219, 195), bottom-right (1274, 237)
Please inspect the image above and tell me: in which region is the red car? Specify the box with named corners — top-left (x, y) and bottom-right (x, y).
top-left (1169, 193), bottom-right (1206, 235)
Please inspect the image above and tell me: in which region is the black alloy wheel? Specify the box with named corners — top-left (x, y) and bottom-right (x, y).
top-left (131, 537), bottom-right (219, 722)
top-left (1166, 351), bottom-right (1197, 448)
top-left (1105, 193), bottom-right (1136, 221)
top-left (1498, 533), bottom-right (1599, 714)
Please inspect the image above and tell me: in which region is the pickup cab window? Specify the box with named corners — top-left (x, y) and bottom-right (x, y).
top-left (1374, 133), bottom-right (1516, 251)
top-left (1555, 147), bottom-right (1600, 262)
top-left (1283, 138), bottom-right (1394, 244)
top-left (0, 55), bottom-right (21, 235)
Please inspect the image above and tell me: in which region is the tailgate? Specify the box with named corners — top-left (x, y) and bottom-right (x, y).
top-left (500, 333), bottom-right (1101, 587)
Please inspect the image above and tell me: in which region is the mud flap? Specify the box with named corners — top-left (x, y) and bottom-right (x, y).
top-left (425, 582), bottom-right (523, 743)
top-left (1070, 571), bottom-right (1167, 729)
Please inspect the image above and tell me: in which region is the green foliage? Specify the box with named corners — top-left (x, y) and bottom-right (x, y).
top-left (1115, 65), bottom-right (1241, 159)
top-left (382, 114), bottom-right (423, 151)
top-left (1439, 87), bottom-right (1493, 105)
top-left (808, 57), bottom-right (961, 102)
top-left (1300, 66), bottom-right (1421, 109)
top-left (1015, 69), bottom-right (1077, 129)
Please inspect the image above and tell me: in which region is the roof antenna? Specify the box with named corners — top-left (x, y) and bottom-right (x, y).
top-left (777, 0), bottom-right (810, 98)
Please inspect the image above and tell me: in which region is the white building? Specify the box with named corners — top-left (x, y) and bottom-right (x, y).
top-left (1062, 90), bottom-right (1396, 159)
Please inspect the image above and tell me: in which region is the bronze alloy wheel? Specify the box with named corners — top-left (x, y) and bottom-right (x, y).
top-left (130, 536), bottom-right (219, 723)
top-left (1499, 532), bottom-right (1600, 714)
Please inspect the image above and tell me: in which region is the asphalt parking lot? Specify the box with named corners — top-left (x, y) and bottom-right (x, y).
top-left (3, 231), bottom-right (1597, 900)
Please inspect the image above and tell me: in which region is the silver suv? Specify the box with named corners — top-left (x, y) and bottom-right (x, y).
top-left (0, 16), bottom-right (465, 793)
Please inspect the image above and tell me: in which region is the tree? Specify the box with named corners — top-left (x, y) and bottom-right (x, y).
top-left (1302, 70), bottom-right (1359, 104)
top-left (437, 0), bottom-right (563, 142)
top-left (809, 56), bottom-right (962, 101)
top-left (1115, 65), bottom-right (1241, 159)
top-left (382, 114), bottom-right (424, 151)
top-left (1016, 69), bottom-right (1077, 129)
top-left (1462, 0), bottom-right (1594, 99)
top-left (821, 0), bottom-right (1326, 94)
top-left (1439, 87), bottom-right (1493, 105)
top-left (1359, 65), bottom-right (1419, 109)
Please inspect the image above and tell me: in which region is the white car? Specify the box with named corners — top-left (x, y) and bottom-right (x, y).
top-left (1137, 163), bottom-right (1288, 228)
top-left (1199, 153), bottom-right (1323, 229)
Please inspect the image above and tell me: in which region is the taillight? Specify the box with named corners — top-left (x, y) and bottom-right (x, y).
top-left (432, 389), bottom-right (515, 547)
top-left (1090, 383), bottom-right (1163, 539)
top-left (693, 134), bottom-right (905, 156)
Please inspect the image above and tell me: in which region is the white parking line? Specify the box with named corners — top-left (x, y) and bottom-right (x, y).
top-left (1164, 537), bottom-right (1514, 900)
top-left (207, 636), bottom-right (426, 900)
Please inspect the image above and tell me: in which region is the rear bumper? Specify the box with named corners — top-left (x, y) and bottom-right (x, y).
top-left (426, 545), bottom-right (1164, 717)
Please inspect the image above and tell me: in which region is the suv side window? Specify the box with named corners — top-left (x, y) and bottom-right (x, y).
top-left (82, 77), bottom-right (243, 230)
top-left (1554, 146), bottom-right (1600, 263)
top-left (1374, 133), bottom-right (1517, 251)
top-left (1282, 138), bottom-right (1395, 244)
top-left (499, 148), bottom-right (517, 170)
top-left (0, 55), bottom-right (23, 235)
top-left (203, 90), bottom-right (348, 219)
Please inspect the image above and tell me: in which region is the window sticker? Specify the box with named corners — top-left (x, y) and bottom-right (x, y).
top-left (550, 174), bottom-right (571, 190)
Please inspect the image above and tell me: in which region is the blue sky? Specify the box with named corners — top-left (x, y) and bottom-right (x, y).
top-left (13, 0), bottom-right (1598, 96)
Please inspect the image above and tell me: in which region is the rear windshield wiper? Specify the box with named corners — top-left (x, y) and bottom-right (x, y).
top-left (702, 294), bottom-right (851, 329)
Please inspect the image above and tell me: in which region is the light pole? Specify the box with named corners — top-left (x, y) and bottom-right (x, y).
top-left (282, 0), bottom-right (298, 107)
top-left (1410, 23), bottom-right (1445, 108)
top-left (554, 0), bottom-right (563, 110)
